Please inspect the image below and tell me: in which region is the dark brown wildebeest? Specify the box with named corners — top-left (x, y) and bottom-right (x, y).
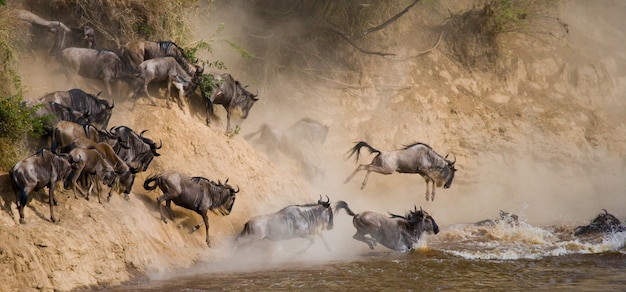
top-left (66, 147), bottom-right (116, 203)
top-left (574, 209), bottom-right (625, 236)
top-left (28, 101), bottom-right (90, 132)
top-left (200, 73), bottom-right (259, 133)
top-left (344, 142), bottom-right (457, 201)
top-left (65, 137), bottom-right (138, 202)
top-left (40, 89), bottom-right (113, 129)
top-left (236, 195), bottom-right (334, 254)
top-left (120, 40), bottom-right (202, 77)
top-left (132, 57), bottom-right (197, 110)
top-left (50, 121), bottom-right (126, 154)
top-left (109, 126), bottom-right (161, 173)
top-left (15, 9), bottom-right (96, 55)
top-left (57, 48), bottom-right (137, 97)
top-left (335, 200), bottom-right (439, 252)
top-left (9, 149), bottom-right (72, 224)
top-left (143, 171), bottom-right (239, 247)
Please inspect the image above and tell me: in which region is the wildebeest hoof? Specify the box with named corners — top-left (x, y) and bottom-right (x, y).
top-left (19, 218), bottom-right (27, 225)
top-left (50, 217), bottom-right (57, 223)
top-left (206, 241), bottom-right (211, 248)
top-left (123, 194), bottom-right (130, 201)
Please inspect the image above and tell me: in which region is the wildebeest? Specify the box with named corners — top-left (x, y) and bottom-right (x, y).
top-left (200, 73), bottom-right (259, 133)
top-left (244, 118), bottom-right (329, 180)
top-left (132, 57), bottom-right (197, 110)
top-left (236, 195), bottom-right (334, 254)
top-left (120, 40), bottom-right (202, 77)
top-left (474, 210), bottom-right (520, 227)
top-left (335, 200), bottom-right (439, 252)
top-left (66, 147), bottom-right (116, 203)
top-left (28, 101), bottom-right (90, 132)
top-left (57, 48), bottom-right (138, 97)
top-left (50, 121), bottom-right (126, 154)
top-left (143, 171), bottom-right (239, 247)
top-left (109, 126), bottom-right (161, 172)
top-left (9, 149), bottom-right (72, 224)
top-left (574, 209), bottom-right (626, 236)
top-left (15, 9), bottom-right (96, 55)
top-left (344, 142), bottom-right (457, 201)
top-left (65, 137), bottom-right (137, 201)
top-left (39, 89), bottom-right (113, 129)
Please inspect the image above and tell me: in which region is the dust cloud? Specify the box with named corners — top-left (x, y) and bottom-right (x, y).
top-left (2, 0), bottom-right (626, 289)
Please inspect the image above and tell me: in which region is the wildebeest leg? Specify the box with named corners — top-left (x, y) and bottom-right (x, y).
top-left (165, 200), bottom-right (175, 220)
top-left (225, 105), bottom-right (233, 133)
top-left (16, 187), bottom-right (30, 224)
top-left (172, 80), bottom-right (186, 112)
top-left (201, 212), bottom-right (211, 247)
top-left (319, 234), bottom-right (331, 251)
top-left (103, 78), bottom-right (113, 97)
top-left (353, 232), bottom-right (376, 249)
top-left (424, 178), bottom-right (434, 201)
top-left (344, 165), bottom-right (368, 184)
top-left (71, 164), bottom-right (86, 200)
top-left (48, 183), bottom-right (58, 223)
top-left (157, 195), bottom-right (178, 223)
top-left (296, 235), bottom-right (315, 254)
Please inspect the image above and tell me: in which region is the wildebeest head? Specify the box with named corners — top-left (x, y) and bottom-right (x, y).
top-left (574, 209), bottom-right (624, 236)
top-left (317, 195), bottom-right (334, 230)
top-left (233, 81), bottom-right (259, 119)
top-left (441, 155), bottom-right (457, 189)
top-left (408, 206), bottom-right (439, 236)
top-left (214, 178), bottom-right (239, 215)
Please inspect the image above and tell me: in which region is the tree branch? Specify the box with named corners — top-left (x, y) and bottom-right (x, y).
top-left (322, 21), bottom-right (395, 56)
top-left (354, 0), bottom-right (421, 40)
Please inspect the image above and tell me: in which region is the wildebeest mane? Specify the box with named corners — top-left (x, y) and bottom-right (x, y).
top-left (403, 142), bottom-right (432, 150)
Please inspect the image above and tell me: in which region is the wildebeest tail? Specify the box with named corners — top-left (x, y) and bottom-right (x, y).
top-left (143, 174), bottom-right (160, 190)
top-left (335, 200), bottom-right (356, 216)
top-left (346, 141), bottom-right (380, 162)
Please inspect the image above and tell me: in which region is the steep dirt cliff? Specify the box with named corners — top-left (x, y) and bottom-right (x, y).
top-left (1, 1), bottom-right (624, 291)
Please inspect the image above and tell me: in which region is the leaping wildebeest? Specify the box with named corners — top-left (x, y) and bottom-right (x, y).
top-left (335, 200), bottom-right (439, 252)
top-left (57, 48), bottom-right (138, 97)
top-left (9, 149), bottom-right (72, 224)
top-left (131, 57), bottom-right (198, 110)
top-left (344, 141), bottom-right (457, 201)
top-left (143, 171), bottom-right (239, 247)
top-left (200, 73), bottom-right (259, 133)
top-left (574, 209), bottom-right (626, 236)
top-left (236, 195), bottom-right (334, 254)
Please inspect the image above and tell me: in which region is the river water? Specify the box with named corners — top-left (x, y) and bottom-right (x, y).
top-left (105, 219), bottom-right (626, 291)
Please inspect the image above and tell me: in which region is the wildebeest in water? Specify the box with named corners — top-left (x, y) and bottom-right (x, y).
top-left (574, 209), bottom-right (625, 236)
top-left (143, 171), bottom-right (239, 247)
top-left (344, 141), bottom-right (457, 201)
top-left (335, 200), bottom-right (439, 252)
top-left (236, 195), bottom-right (334, 254)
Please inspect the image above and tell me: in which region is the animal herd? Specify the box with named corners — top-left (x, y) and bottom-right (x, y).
top-left (7, 9), bottom-right (624, 255)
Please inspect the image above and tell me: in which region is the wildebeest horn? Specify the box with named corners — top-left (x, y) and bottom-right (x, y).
top-left (603, 209), bottom-right (609, 215)
top-left (96, 91), bottom-right (102, 97)
top-left (325, 195), bottom-right (330, 204)
top-left (140, 129), bottom-right (148, 137)
top-left (451, 156), bottom-right (456, 164)
top-left (234, 185), bottom-right (240, 193)
top-left (156, 139), bottom-right (162, 149)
